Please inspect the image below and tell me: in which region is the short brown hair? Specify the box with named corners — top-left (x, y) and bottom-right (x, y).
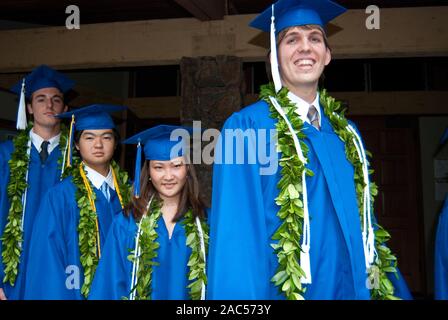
top-left (277, 25), bottom-right (331, 51)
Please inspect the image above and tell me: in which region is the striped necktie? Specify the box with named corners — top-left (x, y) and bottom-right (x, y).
top-left (100, 181), bottom-right (111, 202)
top-left (307, 105), bottom-right (320, 130)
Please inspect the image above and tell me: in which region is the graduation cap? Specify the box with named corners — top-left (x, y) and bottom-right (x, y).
top-left (123, 124), bottom-right (193, 198)
top-left (10, 65), bottom-right (75, 130)
top-left (249, 0), bottom-right (347, 93)
top-left (56, 104), bottom-right (126, 169)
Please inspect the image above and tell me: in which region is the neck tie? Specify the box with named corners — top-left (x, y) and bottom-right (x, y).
top-left (100, 181), bottom-right (111, 202)
top-left (40, 141), bottom-right (50, 163)
top-left (307, 105), bottom-right (320, 130)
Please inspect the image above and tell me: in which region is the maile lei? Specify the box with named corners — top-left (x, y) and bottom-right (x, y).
top-left (128, 197), bottom-right (208, 300)
top-left (72, 160), bottom-right (131, 298)
top-left (1, 123), bottom-right (69, 286)
top-left (260, 83), bottom-right (400, 300)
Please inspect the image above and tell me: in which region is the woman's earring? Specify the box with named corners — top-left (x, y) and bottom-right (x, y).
top-left (148, 177), bottom-right (152, 181)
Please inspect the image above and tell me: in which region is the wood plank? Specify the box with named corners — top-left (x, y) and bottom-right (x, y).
top-left (0, 7), bottom-right (447, 72)
top-left (174, 0), bottom-right (225, 21)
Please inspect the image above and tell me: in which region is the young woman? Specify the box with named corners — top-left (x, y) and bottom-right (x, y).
top-left (24, 104), bottom-right (131, 300)
top-left (89, 124), bottom-right (208, 300)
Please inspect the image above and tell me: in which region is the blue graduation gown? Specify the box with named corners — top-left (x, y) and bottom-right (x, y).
top-left (0, 140), bottom-right (63, 300)
top-left (435, 196), bottom-right (448, 299)
top-left (89, 210), bottom-right (205, 300)
top-left (23, 176), bottom-right (123, 300)
top-left (207, 100), bottom-right (411, 300)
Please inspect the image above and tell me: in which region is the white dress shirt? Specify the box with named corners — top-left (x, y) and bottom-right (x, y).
top-left (30, 129), bottom-right (60, 154)
top-left (287, 91), bottom-right (322, 128)
top-left (84, 164), bottom-right (115, 191)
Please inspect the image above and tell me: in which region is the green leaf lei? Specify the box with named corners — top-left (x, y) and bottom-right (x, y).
top-left (72, 160), bottom-right (131, 298)
top-left (183, 208), bottom-right (209, 300)
top-left (1, 123), bottom-right (69, 286)
top-left (128, 199), bottom-right (208, 300)
top-left (260, 83), bottom-right (400, 300)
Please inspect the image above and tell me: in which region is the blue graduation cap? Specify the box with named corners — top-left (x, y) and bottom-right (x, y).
top-left (249, 0), bottom-right (346, 93)
top-left (56, 104), bottom-right (126, 168)
top-left (10, 65), bottom-right (75, 130)
top-left (123, 125), bottom-right (193, 198)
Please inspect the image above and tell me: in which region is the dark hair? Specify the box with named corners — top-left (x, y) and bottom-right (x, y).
top-left (73, 128), bottom-right (121, 162)
top-left (25, 88), bottom-right (66, 105)
top-left (74, 128), bottom-right (121, 144)
top-left (277, 25), bottom-right (331, 51)
top-left (125, 160), bottom-right (206, 222)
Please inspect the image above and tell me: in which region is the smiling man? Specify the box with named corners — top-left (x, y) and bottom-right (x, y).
top-left (0, 65), bottom-right (74, 300)
top-left (207, 0), bottom-right (412, 300)
top-left (23, 104), bottom-right (131, 300)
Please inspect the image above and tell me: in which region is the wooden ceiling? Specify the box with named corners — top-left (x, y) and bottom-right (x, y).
top-left (0, 0), bottom-right (446, 26)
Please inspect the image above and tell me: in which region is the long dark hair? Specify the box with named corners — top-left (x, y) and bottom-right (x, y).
top-left (125, 159), bottom-right (206, 222)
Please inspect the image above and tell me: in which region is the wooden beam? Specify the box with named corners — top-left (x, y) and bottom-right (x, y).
top-left (129, 91), bottom-right (448, 120)
top-left (0, 7), bottom-right (447, 72)
top-left (175, 0), bottom-right (225, 21)
top-left (125, 96), bottom-right (181, 119)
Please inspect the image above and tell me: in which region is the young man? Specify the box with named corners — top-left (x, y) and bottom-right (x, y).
top-left (0, 65), bottom-right (74, 300)
top-left (23, 104), bottom-right (131, 300)
top-left (207, 0), bottom-right (412, 299)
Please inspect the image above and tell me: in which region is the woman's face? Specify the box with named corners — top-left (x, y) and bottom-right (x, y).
top-left (149, 157), bottom-right (188, 200)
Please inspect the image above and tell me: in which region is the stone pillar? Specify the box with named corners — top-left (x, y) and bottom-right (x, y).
top-left (180, 55), bottom-right (245, 206)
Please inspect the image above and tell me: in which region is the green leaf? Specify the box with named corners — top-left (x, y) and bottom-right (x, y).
top-left (287, 184), bottom-right (299, 199)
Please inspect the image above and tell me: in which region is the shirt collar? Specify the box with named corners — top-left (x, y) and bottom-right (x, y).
top-left (29, 129), bottom-right (60, 154)
top-left (288, 91), bottom-right (322, 127)
top-left (83, 164), bottom-right (115, 191)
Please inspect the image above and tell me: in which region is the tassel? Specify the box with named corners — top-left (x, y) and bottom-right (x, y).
top-left (134, 141), bottom-right (142, 198)
top-left (347, 124), bottom-right (376, 269)
top-left (195, 216), bottom-right (207, 300)
top-left (16, 79), bottom-right (27, 130)
top-left (66, 114), bottom-right (75, 168)
top-left (300, 246), bottom-right (312, 284)
top-left (367, 227), bottom-right (375, 265)
top-left (300, 170), bottom-right (312, 284)
top-left (270, 5), bottom-right (282, 93)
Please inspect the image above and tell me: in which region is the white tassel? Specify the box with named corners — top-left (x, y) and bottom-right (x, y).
top-left (16, 79), bottom-right (27, 130)
top-left (130, 196), bottom-right (153, 300)
top-left (195, 216), bottom-right (207, 300)
top-left (300, 170), bottom-right (312, 284)
top-left (270, 5), bottom-right (282, 93)
top-left (300, 246), bottom-right (312, 284)
top-left (367, 227), bottom-right (375, 265)
top-left (269, 96), bottom-right (312, 284)
top-left (347, 124), bottom-right (376, 270)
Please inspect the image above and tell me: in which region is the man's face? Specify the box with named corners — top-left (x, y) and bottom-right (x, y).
top-left (76, 129), bottom-right (116, 170)
top-left (27, 87), bottom-right (67, 128)
top-left (277, 26), bottom-right (331, 90)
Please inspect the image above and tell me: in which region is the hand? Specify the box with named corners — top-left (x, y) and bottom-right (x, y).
top-left (0, 288), bottom-right (7, 300)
